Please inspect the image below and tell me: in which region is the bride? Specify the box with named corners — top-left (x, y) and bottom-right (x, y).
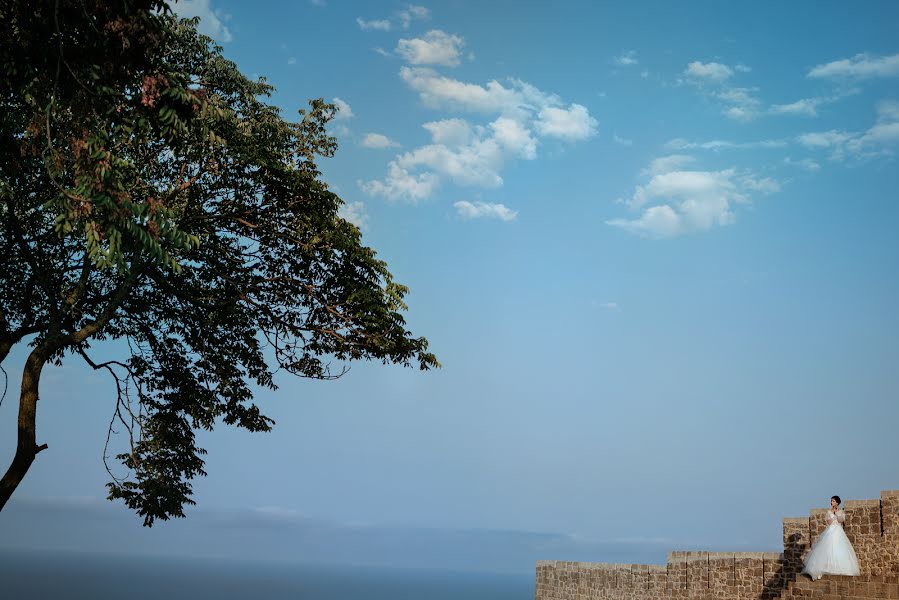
top-left (802, 495), bottom-right (861, 580)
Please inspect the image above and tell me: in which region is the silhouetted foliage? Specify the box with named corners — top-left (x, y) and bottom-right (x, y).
top-left (0, 0), bottom-right (438, 525)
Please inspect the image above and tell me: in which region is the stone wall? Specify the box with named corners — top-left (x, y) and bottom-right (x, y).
top-left (535, 489), bottom-right (899, 600)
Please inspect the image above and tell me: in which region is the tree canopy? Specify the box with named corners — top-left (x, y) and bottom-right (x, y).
top-left (0, 0), bottom-right (438, 525)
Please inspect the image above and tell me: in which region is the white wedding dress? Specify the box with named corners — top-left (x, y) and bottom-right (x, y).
top-left (801, 508), bottom-right (860, 579)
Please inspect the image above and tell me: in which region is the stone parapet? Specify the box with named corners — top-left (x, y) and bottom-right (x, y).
top-left (536, 488), bottom-right (899, 600)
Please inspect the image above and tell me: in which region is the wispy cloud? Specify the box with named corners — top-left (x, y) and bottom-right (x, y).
top-left (684, 61), bottom-right (734, 82)
top-left (793, 101), bottom-right (899, 161)
top-left (397, 5), bottom-right (430, 29)
top-left (681, 60), bottom-right (765, 121)
top-left (808, 52), bottom-right (899, 80)
top-left (641, 154), bottom-right (694, 176)
top-left (454, 200), bottom-right (518, 221)
top-left (396, 30), bottom-right (465, 67)
top-left (845, 99), bottom-right (899, 156)
top-left (682, 60), bottom-right (852, 122)
top-left (714, 87), bottom-right (762, 121)
top-left (768, 90), bottom-right (857, 118)
top-left (795, 129), bottom-right (854, 150)
top-left (332, 97), bottom-right (354, 120)
top-left (667, 100), bottom-right (899, 165)
top-left (783, 157), bottom-right (821, 172)
top-left (615, 50), bottom-right (638, 67)
top-left (357, 17), bottom-right (392, 31)
top-left (665, 138), bottom-right (788, 151)
top-left (362, 69), bottom-right (597, 202)
top-left (359, 5), bottom-right (429, 33)
top-left (361, 133), bottom-right (400, 149)
top-left (607, 156), bottom-right (779, 238)
top-left (769, 97), bottom-right (823, 117)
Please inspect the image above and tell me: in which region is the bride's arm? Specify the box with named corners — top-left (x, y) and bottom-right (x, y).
top-left (836, 509), bottom-right (846, 524)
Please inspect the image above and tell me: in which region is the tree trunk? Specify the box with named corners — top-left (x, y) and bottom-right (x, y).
top-left (0, 345), bottom-right (49, 512)
top-left (0, 339), bottom-right (14, 365)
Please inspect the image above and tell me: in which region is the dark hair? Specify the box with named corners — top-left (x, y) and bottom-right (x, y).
top-left (832, 495), bottom-right (842, 506)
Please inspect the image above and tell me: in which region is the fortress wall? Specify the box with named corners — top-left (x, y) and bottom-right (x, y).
top-left (536, 489), bottom-right (899, 600)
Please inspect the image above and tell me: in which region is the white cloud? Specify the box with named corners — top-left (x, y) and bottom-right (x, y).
top-left (396, 30), bottom-right (465, 67)
top-left (399, 67), bottom-right (522, 114)
top-left (359, 163), bottom-right (440, 202)
top-left (357, 17), bottom-right (392, 31)
top-left (795, 130), bottom-right (854, 149)
top-left (174, 0), bottom-right (233, 42)
top-left (613, 134), bottom-right (633, 146)
top-left (615, 50), bottom-right (638, 66)
top-left (361, 133), bottom-right (400, 149)
top-left (663, 101), bottom-right (897, 166)
top-left (769, 92), bottom-right (855, 118)
top-left (769, 98), bottom-right (822, 117)
top-left (853, 121), bottom-right (899, 147)
top-left (364, 68), bottom-right (596, 201)
top-left (665, 138), bottom-right (787, 151)
top-left (845, 99), bottom-right (899, 154)
top-left (394, 137), bottom-right (506, 189)
top-left (534, 104), bottom-right (598, 141)
top-left (490, 117), bottom-right (538, 159)
top-left (338, 201), bottom-right (369, 230)
top-left (608, 205), bottom-right (684, 238)
top-left (681, 61), bottom-right (768, 121)
top-left (398, 5), bottom-right (430, 29)
top-left (808, 53), bottom-right (899, 80)
top-left (422, 118), bottom-right (476, 146)
top-left (608, 162), bottom-right (777, 239)
top-left (361, 124), bottom-right (516, 200)
top-left (783, 157), bottom-right (821, 172)
top-left (598, 302), bottom-right (620, 311)
top-left (790, 102), bottom-right (899, 161)
top-left (740, 175), bottom-right (780, 194)
top-left (374, 47), bottom-right (391, 57)
top-left (287, 57), bottom-right (297, 66)
top-left (875, 99), bottom-right (899, 122)
top-left (684, 61), bottom-right (734, 82)
top-left (454, 201), bottom-right (518, 221)
top-left (641, 154), bottom-right (695, 177)
top-left (332, 97), bottom-right (354, 120)
top-left (715, 87), bottom-right (762, 121)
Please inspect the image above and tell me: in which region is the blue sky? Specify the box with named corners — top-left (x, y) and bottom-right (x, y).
top-left (2, 0), bottom-right (899, 576)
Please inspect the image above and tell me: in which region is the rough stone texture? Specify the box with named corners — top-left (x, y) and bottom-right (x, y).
top-left (761, 553), bottom-right (785, 600)
top-left (782, 517), bottom-right (810, 581)
top-left (536, 488), bottom-right (899, 600)
top-left (668, 552), bottom-right (688, 595)
top-left (846, 500), bottom-right (884, 575)
top-left (686, 552), bottom-right (709, 598)
top-left (881, 491), bottom-right (899, 576)
top-left (709, 552), bottom-right (735, 600)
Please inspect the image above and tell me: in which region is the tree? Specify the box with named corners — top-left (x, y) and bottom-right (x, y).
top-left (0, 0), bottom-right (438, 525)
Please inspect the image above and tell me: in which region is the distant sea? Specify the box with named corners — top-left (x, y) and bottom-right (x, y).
top-left (0, 548), bottom-right (534, 599)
